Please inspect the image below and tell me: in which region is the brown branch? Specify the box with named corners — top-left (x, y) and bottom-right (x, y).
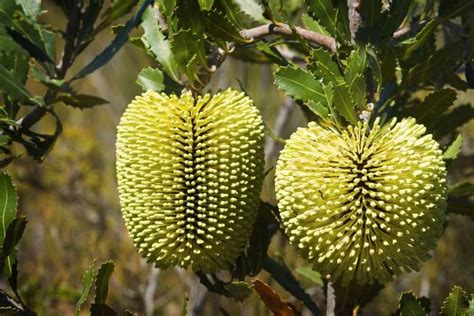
top-left (240, 23), bottom-right (337, 52)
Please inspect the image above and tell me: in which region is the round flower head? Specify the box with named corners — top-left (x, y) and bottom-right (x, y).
top-left (116, 89), bottom-right (264, 272)
top-left (275, 118), bottom-right (447, 285)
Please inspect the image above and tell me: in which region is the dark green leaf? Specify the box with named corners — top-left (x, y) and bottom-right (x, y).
top-left (75, 262), bottom-right (97, 316)
top-left (439, 0), bottom-right (474, 19)
top-left (232, 202), bottom-right (278, 279)
top-left (274, 66), bottom-right (326, 104)
top-left (73, 0), bottom-right (153, 79)
top-left (399, 21), bottom-right (438, 57)
top-left (136, 67), bottom-right (165, 92)
top-left (0, 216), bottom-right (27, 277)
top-left (94, 261), bottom-right (115, 304)
top-left (0, 173), bottom-right (17, 248)
top-left (447, 197), bottom-right (474, 219)
top-left (4, 26), bottom-right (53, 65)
top-left (379, 46), bottom-right (397, 86)
top-left (224, 281), bottom-right (252, 301)
top-left (381, 0), bottom-right (411, 37)
top-left (333, 83), bottom-right (357, 124)
top-left (441, 286), bottom-right (470, 316)
top-left (0, 63), bottom-right (31, 102)
top-left (262, 257), bottom-right (321, 315)
top-left (141, 6), bottom-right (180, 81)
top-left (295, 266), bottom-right (323, 287)
top-left (443, 134), bottom-right (463, 160)
top-left (55, 94), bottom-right (109, 109)
top-left (15, 0), bottom-right (41, 19)
top-left (199, 0), bottom-right (214, 11)
top-left (409, 88), bottom-right (457, 127)
top-left (96, 0), bottom-right (137, 32)
top-left (358, 0), bottom-right (383, 29)
top-left (394, 292), bottom-right (427, 316)
top-left (90, 303), bottom-right (117, 316)
top-left (449, 181), bottom-right (474, 198)
top-left (434, 104), bottom-right (474, 139)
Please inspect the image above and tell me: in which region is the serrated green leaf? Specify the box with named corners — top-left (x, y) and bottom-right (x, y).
top-left (333, 83), bottom-right (357, 124)
top-left (75, 262), bottom-right (97, 316)
top-left (0, 63), bottom-right (31, 102)
top-left (395, 292), bottom-right (427, 316)
top-left (441, 286), bottom-right (470, 316)
top-left (301, 13), bottom-right (330, 36)
top-left (15, 0), bottom-right (41, 18)
top-left (295, 266), bottom-right (323, 286)
top-left (199, 0), bottom-right (214, 11)
top-left (158, 0), bottom-right (176, 17)
top-left (203, 8), bottom-right (246, 43)
top-left (136, 67), bottom-right (164, 92)
top-left (232, 0), bottom-right (266, 22)
top-left (306, 0), bottom-right (336, 35)
top-left (274, 66), bottom-right (326, 104)
top-left (310, 48), bottom-right (343, 84)
top-left (94, 261), bottom-right (115, 304)
top-left (443, 134), bottom-right (463, 160)
top-left (434, 104), bottom-right (474, 139)
top-left (399, 20), bottom-right (438, 56)
top-left (141, 6), bottom-right (180, 82)
top-left (175, 0), bottom-right (207, 67)
top-left (170, 29), bottom-right (204, 78)
top-left (409, 88), bottom-right (457, 127)
top-left (345, 46), bottom-right (367, 84)
top-left (307, 101), bottom-right (329, 118)
top-left (349, 74), bottom-right (367, 110)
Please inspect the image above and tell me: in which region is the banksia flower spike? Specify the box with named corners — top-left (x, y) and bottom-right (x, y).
top-left (116, 89), bottom-right (264, 272)
top-left (275, 118), bottom-right (447, 285)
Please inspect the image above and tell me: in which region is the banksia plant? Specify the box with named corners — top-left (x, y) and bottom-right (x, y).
top-left (275, 118), bottom-right (447, 285)
top-left (116, 89), bottom-right (264, 272)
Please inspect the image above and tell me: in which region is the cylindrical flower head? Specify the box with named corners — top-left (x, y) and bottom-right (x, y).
top-left (116, 89), bottom-right (264, 272)
top-left (275, 118), bottom-right (447, 285)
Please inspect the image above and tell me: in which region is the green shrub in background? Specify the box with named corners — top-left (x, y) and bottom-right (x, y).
top-left (0, 0), bottom-right (473, 315)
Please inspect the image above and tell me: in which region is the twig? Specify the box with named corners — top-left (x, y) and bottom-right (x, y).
top-left (240, 23), bottom-right (337, 52)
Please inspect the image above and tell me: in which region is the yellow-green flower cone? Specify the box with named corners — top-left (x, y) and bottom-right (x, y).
top-left (116, 89), bottom-right (264, 272)
top-left (275, 118), bottom-right (447, 285)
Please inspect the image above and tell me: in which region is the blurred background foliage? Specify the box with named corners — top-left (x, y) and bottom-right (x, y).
top-left (0, 0), bottom-right (473, 315)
